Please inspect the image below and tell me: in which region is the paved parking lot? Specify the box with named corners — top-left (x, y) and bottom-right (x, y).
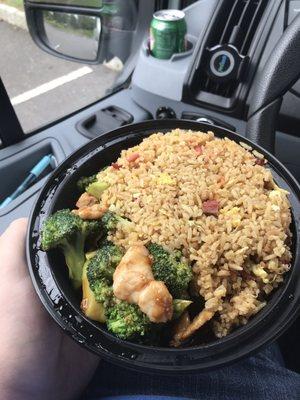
top-left (0, 20), bottom-right (118, 133)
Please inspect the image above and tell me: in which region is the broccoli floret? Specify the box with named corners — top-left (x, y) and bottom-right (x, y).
top-left (92, 283), bottom-right (114, 308)
top-left (87, 240), bottom-right (123, 305)
top-left (41, 209), bottom-right (101, 289)
top-left (147, 243), bottom-right (193, 298)
top-left (107, 299), bottom-right (191, 343)
top-left (106, 301), bottom-right (151, 340)
top-left (81, 260), bottom-right (106, 323)
top-left (87, 240), bottom-right (123, 286)
top-left (101, 211), bottom-right (130, 232)
top-left (77, 174), bottom-right (98, 192)
top-left (81, 240), bottom-right (123, 324)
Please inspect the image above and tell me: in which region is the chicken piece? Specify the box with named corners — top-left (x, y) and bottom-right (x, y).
top-left (138, 280), bottom-right (173, 323)
top-left (113, 244), bottom-right (173, 323)
top-left (171, 309), bottom-right (214, 346)
top-left (76, 192), bottom-right (98, 208)
top-left (113, 245), bottom-right (153, 303)
top-left (77, 204), bottom-right (107, 220)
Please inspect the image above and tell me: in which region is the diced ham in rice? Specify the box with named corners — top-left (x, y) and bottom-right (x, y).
top-left (202, 200), bottom-right (219, 215)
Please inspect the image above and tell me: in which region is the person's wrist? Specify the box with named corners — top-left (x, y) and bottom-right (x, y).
top-left (0, 386), bottom-right (56, 400)
top-left (0, 385), bottom-right (30, 400)
top-left (0, 350), bottom-right (38, 400)
top-left (0, 373), bottom-right (47, 400)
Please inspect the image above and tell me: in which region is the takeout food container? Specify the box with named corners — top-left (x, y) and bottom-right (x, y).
top-left (26, 120), bottom-right (300, 373)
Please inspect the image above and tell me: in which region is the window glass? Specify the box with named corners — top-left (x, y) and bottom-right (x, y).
top-left (0, 0), bottom-right (138, 133)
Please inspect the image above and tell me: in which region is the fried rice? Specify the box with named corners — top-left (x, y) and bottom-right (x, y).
top-left (96, 129), bottom-right (292, 337)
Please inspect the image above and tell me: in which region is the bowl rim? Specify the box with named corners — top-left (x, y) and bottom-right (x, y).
top-left (26, 119), bottom-right (300, 373)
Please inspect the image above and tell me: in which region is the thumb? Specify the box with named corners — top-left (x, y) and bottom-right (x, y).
top-left (0, 218), bottom-right (28, 278)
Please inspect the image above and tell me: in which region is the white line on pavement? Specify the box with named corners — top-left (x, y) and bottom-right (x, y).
top-left (11, 66), bottom-right (93, 105)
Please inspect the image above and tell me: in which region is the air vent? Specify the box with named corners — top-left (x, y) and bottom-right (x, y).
top-left (198, 0), bottom-right (269, 99)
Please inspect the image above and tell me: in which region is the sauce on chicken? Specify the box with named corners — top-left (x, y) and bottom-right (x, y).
top-left (113, 244), bottom-right (173, 323)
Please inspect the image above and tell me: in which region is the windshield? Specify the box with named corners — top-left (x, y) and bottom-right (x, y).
top-left (0, 0), bottom-right (139, 133)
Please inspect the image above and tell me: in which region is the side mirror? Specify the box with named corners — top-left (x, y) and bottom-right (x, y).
top-left (38, 10), bottom-right (101, 62)
top-left (24, 0), bottom-right (153, 64)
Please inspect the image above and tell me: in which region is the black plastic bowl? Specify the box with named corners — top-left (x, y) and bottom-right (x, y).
top-left (27, 120), bottom-right (300, 373)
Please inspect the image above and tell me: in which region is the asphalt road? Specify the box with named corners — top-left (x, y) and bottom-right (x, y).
top-left (0, 20), bottom-right (118, 133)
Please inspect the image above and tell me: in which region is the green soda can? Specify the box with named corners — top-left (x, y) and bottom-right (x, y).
top-left (150, 9), bottom-right (187, 60)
